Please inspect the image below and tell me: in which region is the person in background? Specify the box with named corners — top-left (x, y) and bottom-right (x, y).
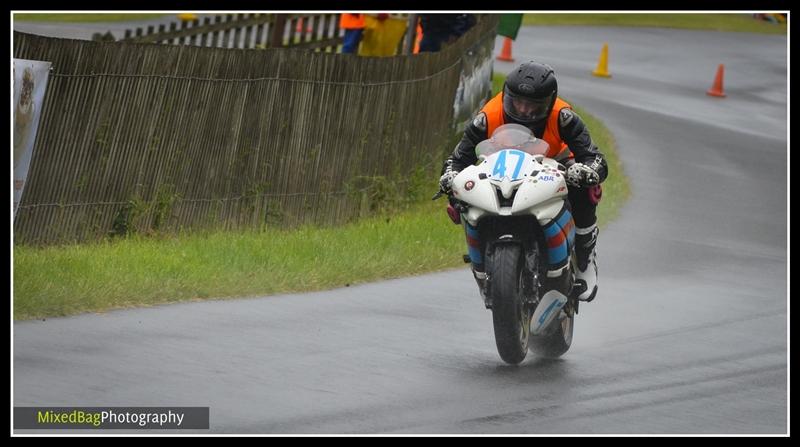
top-left (418, 14), bottom-right (476, 52)
top-left (340, 13), bottom-right (390, 54)
top-left (340, 13), bottom-right (366, 54)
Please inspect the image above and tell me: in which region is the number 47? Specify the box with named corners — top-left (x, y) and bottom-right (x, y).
top-left (492, 150), bottom-right (526, 180)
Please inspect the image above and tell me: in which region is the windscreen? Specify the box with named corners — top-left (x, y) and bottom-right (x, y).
top-left (475, 123), bottom-right (550, 158)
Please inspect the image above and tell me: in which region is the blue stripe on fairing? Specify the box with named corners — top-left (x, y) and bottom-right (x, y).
top-left (465, 223), bottom-right (482, 264)
top-left (543, 221), bottom-right (560, 238)
top-left (557, 209), bottom-right (575, 248)
top-left (567, 222), bottom-right (575, 247)
top-left (556, 209), bottom-right (572, 228)
top-left (547, 244), bottom-right (567, 265)
top-left (544, 210), bottom-right (570, 265)
top-left (466, 223), bottom-right (479, 238)
top-left (468, 245), bottom-right (483, 264)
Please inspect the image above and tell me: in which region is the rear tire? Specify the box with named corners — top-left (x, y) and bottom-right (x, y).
top-left (489, 244), bottom-right (530, 365)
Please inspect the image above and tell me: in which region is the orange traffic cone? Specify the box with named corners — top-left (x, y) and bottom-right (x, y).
top-left (707, 64), bottom-right (726, 97)
top-left (496, 37), bottom-right (515, 62)
top-left (592, 43), bottom-right (611, 78)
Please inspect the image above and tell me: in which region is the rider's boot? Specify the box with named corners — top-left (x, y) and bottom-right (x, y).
top-left (574, 224), bottom-right (599, 302)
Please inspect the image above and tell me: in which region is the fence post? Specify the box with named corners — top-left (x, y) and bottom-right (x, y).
top-left (403, 14), bottom-right (418, 55)
top-left (269, 15), bottom-right (287, 48)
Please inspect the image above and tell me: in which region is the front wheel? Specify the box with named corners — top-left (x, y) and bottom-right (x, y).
top-left (488, 244), bottom-right (530, 364)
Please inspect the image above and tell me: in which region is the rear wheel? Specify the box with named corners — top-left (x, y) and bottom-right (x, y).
top-left (488, 244), bottom-right (531, 364)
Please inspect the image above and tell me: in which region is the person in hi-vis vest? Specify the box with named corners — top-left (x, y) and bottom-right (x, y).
top-left (439, 61), bottom-right (608, 302)
top-left (339, 13), bottom-right (366, 54)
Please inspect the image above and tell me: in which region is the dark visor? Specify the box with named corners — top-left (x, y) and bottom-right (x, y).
top-left (503, 91), bottom-right (553, 123)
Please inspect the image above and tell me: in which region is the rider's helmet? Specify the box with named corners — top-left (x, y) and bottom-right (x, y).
top-left (502, 61), bottom-right (558, 126)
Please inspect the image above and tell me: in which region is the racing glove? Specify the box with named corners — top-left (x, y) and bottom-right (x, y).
top-left (439, 167), bottom-right (459, 194)
top-left (566, 163), bottom-right (600, 188)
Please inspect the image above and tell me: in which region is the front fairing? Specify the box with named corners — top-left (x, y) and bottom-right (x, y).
top-left (451, 124), bottom-right (569, 226)
top-left (451, 151), bottom-right (567, 225)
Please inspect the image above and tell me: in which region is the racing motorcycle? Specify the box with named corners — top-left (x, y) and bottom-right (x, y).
top-left (435, 124), bottom-right (579, 364)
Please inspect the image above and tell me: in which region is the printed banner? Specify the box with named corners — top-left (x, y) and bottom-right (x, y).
top-left (452, 31), bottom-right (495, 133)
top-left (13, 58), bottom-right (51, 218)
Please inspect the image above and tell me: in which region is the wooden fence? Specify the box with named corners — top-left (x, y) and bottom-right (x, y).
top-left (116, 13), bottom-right (346, 51)
top-left (13, 15), bottom-right (498, 245)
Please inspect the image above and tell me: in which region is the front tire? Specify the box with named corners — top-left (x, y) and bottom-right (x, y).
top-left (488, 244), bottom-right (530, 364)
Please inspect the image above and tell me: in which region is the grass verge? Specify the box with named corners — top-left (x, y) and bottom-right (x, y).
top-left (522, 13), bottom-right (787, 35)
top-left (13, 203), bottom-right (462, 320)
top-left (13, 73), bottom-right (629, 320)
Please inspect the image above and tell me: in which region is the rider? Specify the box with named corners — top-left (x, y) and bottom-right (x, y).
top-left (439, 61), bottom-right (608, 302)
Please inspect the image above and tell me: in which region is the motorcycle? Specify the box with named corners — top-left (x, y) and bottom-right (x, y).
top-left (435, 124), bottom-right (579, 364)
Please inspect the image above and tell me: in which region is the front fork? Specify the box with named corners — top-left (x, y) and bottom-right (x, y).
top-left (461, 210), bottom-right (578, 316)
